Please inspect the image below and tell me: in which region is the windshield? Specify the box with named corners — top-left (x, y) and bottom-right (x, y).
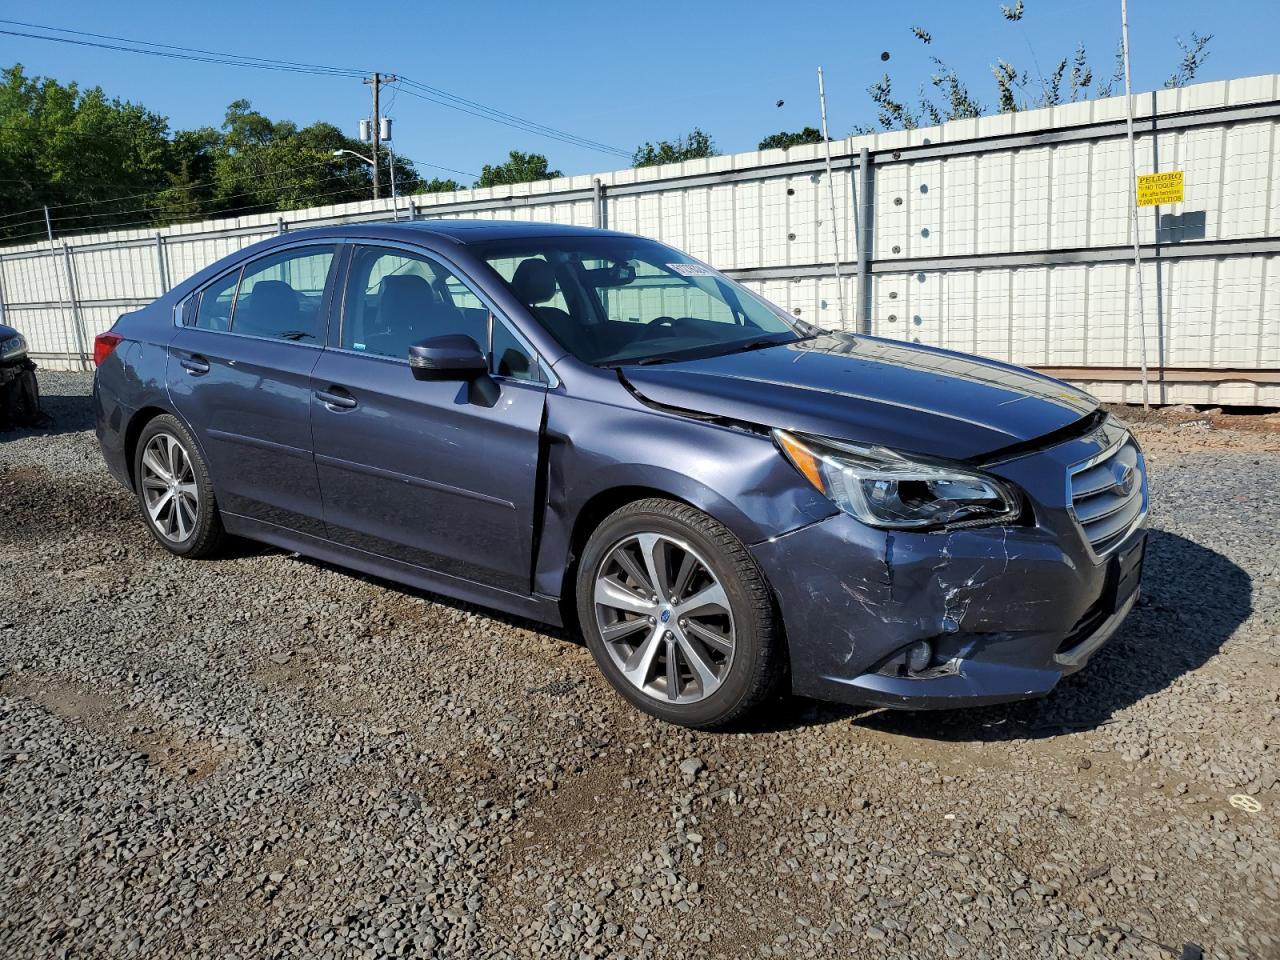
top-left (473, 236), bottom-right (810, 366)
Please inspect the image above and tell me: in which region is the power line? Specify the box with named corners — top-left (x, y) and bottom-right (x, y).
top-left (1, 19), bottom-right (631, 158)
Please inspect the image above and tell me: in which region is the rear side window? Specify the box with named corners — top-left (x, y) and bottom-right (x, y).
top-left (230, 247), bottom-right (336, 344)
top-left (341, 246), bottom-right (488, 359)
top-left (193, 270), bottom-right (239, 330)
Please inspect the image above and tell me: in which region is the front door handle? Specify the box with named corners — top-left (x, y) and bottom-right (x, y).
top-left (180, 354), bottom-right (210, 376)
top-left (315, 387), bottom-right (358, 410)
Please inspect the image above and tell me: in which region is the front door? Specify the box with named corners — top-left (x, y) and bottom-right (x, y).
top-left (310, 243), bottom-right (548, 595)
top-left (168, 243), bottom-right (337, 537)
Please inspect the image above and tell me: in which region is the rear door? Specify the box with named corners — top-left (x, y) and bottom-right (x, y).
top-left (310, 242), bottom-right (548, 595)
top-left (168, 242), bottom-right (338, 537)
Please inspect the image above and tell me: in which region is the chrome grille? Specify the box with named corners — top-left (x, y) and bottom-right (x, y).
top-left (1068, 431), bottom-right (1147, 558)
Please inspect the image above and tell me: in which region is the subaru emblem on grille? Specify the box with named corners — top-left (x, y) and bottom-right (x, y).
top-left (1112, 463), bottom-right (1136, 496)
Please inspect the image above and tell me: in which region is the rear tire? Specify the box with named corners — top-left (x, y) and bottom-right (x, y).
top-left (576, 498), bottom-right (783, 729)
top-left (132, 414), bottom-right (224, 558)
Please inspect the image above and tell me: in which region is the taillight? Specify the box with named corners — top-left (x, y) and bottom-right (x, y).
top-left (93, 332), bottom-right (124, 367)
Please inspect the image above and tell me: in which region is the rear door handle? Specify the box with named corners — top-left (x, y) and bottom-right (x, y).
top-left (315, 387), bottom-right (357, 410)
top-left (180, 354), bottom-right (210, 375)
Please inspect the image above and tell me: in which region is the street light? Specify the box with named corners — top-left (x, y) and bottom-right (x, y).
top-left (332, 148), bottom-right (399, 218)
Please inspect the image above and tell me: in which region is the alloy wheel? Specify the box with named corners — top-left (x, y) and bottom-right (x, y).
top-left (139, 432), bottom-right (199, 542)
top-left (593, 532), bottom-right (735, 704)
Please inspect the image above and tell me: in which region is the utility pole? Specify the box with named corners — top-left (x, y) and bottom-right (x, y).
top-left (363, 73), bottom-right (397, 201)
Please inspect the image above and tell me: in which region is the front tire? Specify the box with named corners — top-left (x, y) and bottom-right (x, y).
top-left (576, 498), bottom-right (783, 729)
top-left (133, 414), bottom-right (224, 558)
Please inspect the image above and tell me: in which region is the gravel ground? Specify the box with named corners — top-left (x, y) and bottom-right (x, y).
top-left (1, 371), bottom-right (1277, 960)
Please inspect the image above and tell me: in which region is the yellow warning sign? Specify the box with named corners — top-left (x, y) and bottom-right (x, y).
top-left (1136, 171), bottom-right (1184, 207)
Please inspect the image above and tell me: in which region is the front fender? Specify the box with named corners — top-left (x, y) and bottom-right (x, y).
top-left (532, 391), bottom-right (835, 600)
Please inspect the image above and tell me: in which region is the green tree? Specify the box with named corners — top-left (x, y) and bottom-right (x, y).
top-left (632, 128), bottom-right (717, 167)
top-left (475, 151), bottom-right (562, 188)
top-left (757, 127), bottom-right (825, 150)
top-left (0, 64), bottom-right (173, 239)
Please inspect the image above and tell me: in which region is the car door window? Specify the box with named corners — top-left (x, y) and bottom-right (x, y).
top-left (230, 246), bottom-right (335, 344)
top-left (193, 270), bottom-right (240, 331)
top-left (341, 246), bottom-right (488, 359)
top-left (491, 316), bottom-right (544, 383)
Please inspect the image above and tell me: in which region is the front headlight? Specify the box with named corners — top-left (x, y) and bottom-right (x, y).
top-left (0, 333), bottom-right (27, 362)
top-left (774, 429), bottom-right (1021, 530)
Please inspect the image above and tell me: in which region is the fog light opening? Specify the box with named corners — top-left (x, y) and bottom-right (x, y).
top-left (876, 639), bottom-right (941, 679)
top-left (906, 640), bottom-right (933, 674)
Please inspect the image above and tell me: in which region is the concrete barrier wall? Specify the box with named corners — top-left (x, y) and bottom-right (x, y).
top-left (2, 74), bottom-right (1278, 405)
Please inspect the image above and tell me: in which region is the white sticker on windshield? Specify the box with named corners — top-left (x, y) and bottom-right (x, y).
top-left (667, 263), bottom-right (717, 277)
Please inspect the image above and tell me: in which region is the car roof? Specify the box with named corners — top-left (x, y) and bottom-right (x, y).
top-left (286, 219), bottom-right (636, 245)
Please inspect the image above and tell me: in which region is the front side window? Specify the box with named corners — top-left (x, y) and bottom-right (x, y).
top-left (474, 237), bottom-right (807, 366)
top-left (230, 246), bottom-right (335, 344)
top-left (341, 246), bottom-right (489, 359)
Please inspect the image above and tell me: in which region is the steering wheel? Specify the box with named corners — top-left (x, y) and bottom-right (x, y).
top-left (635, 316), bottom-right (685, 341)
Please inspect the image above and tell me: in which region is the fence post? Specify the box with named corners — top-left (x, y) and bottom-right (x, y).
top-left (277, 217), bottom-right (286, 235)
top-left (853, 146), bottom-right (873, 335)
top-left (0, 253), bottom-right (7, 327)
top-left (154, 233), bottom-right (170, 294)
top-left (592, 178), bottom-right (605, 229)
top-left (409, 201), bottom-right (419, 221)
top-left (60, 242), bottom-right (92, 370)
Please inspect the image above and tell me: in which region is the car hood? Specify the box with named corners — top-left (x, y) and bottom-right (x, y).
top-left (619, 334), bottom-right (1098, 460)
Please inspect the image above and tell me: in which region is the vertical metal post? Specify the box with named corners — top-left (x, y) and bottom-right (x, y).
top-left (853, 147), bottom-right (873, 335)
top-left (817, 67), bottom-right (847, 327)
top-left (1121, 0), bottom-right (1151, 408)
top-left (45, 206), bottom-right (77, 366)
top-left (154, 233), bottom-right (170, 294)
top-left (388, 142), bottom-right (400, 220)
top-left (60, 242), bottom-right (91, 369)
top-left (592, 178), bottom-right (604, 229)
top-left (0, 252), bottom-right (8, 326)
top-left (277, 217), bottom-right (286, 235)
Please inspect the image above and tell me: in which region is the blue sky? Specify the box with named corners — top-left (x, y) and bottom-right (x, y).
top-left (3, 1), bottom-right (1276, 183)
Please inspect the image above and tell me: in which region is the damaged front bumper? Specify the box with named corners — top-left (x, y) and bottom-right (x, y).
top-left (752, 426), bottom-right (1147, 710)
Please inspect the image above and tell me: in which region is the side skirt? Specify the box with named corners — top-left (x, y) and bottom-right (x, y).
top-left (221, 513), bottom-right (564, 628)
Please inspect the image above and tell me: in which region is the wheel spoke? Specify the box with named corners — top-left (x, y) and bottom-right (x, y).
top-left (612, 544), bottom-right (655, 598)
top-left (146, 489), bottom-right (173, 521)
top-left (141, 474), bottom-right (168, 490)
top-left (684, 618), bottom-right (733, 655)
top-left (600, 617), bottom-right (650, 644)
top-left (141, 448), bottom-right (170, 482)
top-left (165, 436), bottom-right (183, 479)
top-left (669, 550), bottom-right (698, 602)
top-left (676, 632), bottom-right (720, 693)
top-left (635, 533), bottom-right (668, 601)
top-left (177, 481), bottom-right (198, 500)
top-left (621, 624), bottom-right (665, 686)
top-left (665, 635), bottom-right (681, 700)
top-left (675, 581), bottom-right (729, 618)
top-left (595, 577), bottom-right (656, 616)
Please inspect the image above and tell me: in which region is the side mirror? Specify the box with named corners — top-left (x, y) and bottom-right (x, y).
top-left (408, 334), bottom-right (488, 381)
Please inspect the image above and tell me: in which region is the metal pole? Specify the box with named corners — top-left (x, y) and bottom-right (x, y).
top-left (592, 178), bottom-right (604, 228)
top-left (817, 67), bottom-right (847, 328)
top-left (387, 142), bottom-right (399, 221)
top-left (154, 232), bottom-right (170, 294)
top-left (854, 146), bottom-right (872, 335)
top-left (1121, 0), bottom-right (1151, 409)
top-left (44, 206), bottom-right (77, 367)
top-left (60, 242), bottom-right (91, 369)
top-left (370, 72), bottom-right (381, 201)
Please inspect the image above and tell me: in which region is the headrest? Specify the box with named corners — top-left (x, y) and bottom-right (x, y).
top-left (511, 258), bottom-right (557, 304)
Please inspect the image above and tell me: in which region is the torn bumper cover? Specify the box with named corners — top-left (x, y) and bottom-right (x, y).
top-left (752, 428), bottom-right (1148, 710)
